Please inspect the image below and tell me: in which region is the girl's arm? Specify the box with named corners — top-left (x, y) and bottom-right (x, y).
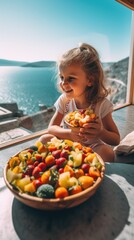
top-left (80, 112), bottom-right (120, 146)
top-left (99, 112), bottom-right (120, 145)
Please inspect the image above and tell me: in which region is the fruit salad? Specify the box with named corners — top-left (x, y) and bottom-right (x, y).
top-left (6, 137), bottom-right (104, 199)
top-left (64, 108), bottom-right (97, 128)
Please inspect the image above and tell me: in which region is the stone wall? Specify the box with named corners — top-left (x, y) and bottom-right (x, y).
top-left (0, 103), bottom-right (55, 133)
top-left (18, 107), bottom-right (55, 132)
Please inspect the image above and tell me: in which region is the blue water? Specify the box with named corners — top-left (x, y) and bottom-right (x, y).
top-left (0, 66), bottom-right (60, 115)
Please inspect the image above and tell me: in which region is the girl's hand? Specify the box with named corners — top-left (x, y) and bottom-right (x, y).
top-left (69, 129), bottom-right (83, 142)
top-left (79, 118), bottom-right (103, 140)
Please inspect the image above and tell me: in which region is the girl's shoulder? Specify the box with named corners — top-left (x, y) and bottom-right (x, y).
top-left (54, 94), bottom-right (73, 115)
top-left (55, 94), bottom-right (70, 106)
top-left (100, 98), bottom-right (113, 107)
top-left (94, 98), bottom-right (113, 118)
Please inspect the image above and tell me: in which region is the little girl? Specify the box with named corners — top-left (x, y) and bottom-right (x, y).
top-left (39, 43), bottom-right (120, 162)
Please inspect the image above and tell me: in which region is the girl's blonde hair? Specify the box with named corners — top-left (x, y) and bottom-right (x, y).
top-left (58, 43), bottom-right (109, 104)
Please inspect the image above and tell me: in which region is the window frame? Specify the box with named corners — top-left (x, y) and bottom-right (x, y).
top-left (0, 10), bottom-right (134, 150)
top-left (126, 12), bottom-right (134, 104)
top-left (116, 0), bottom-right (134, 11)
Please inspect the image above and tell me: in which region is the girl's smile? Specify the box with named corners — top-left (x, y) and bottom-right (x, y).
top-left (59, 64), bottom-right (92, 105)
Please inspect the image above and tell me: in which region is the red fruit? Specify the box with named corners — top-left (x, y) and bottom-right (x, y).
top-left (55, 157), bottom-right (67, 168)
top-left (48, 146), bottom-right (57, 152)
top-left (79, 109), bottom-right (86, 114)
top-left (60, 150), bottom-right (68, 159)
top-left (26, 159), bottom-right (34, 165)
top-left (22, 173), bottom-right (26, 178)
top-left (64, 146), bottom-right (71, 151)
top-left (24, 165), bottom-right (35, 176)
top-left (82, 153), bottom-right (86, 163)
top-left (35, 154), bottom-right (42, 162)
top-left (85, 173), bottom-right (90, 176)
top-left (33, 179), bottom-right (42, 189)
top-left (38, 162), bottom-right (47, 171)
top-left (32, 166), bottom-right (42, 178)
top-left (27, 149), bottom-right (34, 154)
top-left (33, 161), bottom-right (39, 167)
top-left (58, 168), bottom-right (64, 174)
top-left (81, 163), bottom-right (90, 173)
top-left (52, 150), bottom-right (61, 159)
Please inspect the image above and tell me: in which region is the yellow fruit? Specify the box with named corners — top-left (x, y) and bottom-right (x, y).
top-left (15, 177), bottom-right (31, 191)
top-left (84, 153), bottom-right (96, 163)
top-left (71, 151), bottom-right (82, 167)
top-left (45, 155), bottom-right (55, 167)
top-left (64, 139), bottom-right (73, 146)
top-left (12, 166), bottom-right (22, 174)
top-left (58, 172), bottom-right (70, 188)
top-left (67, 160), bottom-right (74, 167)
top-left (74, 169), bottom-right (84, 179)
top-left (69, 177), bottom-right (78, 187)
top-left (9, 157), bottom-right (20, 169)
top-left (34, 141), bottom-right (43, 148)
top-left (35, 141), bottom-right (46, 153)
top-left (78, 176), bottom-right (94, 189)
top-left (41, 170), bottom-right (50, 184)
top-left (64, 165), bottom-right (74, 177)
top-left (89, 166), bottom-right (101, 179)
top-left (6, 169), bottom-right (22, 183)
top-left (19, 151), bottom-right (31, 162)
top-left (41, 151), bottom-right (48, 160)
top-left (24, 182), bottom-right (36, 193)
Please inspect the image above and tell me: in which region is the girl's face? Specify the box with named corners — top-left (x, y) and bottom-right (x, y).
top-left (59, 64), bottom-right (92, 104)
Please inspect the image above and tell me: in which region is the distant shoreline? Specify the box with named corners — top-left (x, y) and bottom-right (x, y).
top-left (0, 59), bottom-right (56, 67)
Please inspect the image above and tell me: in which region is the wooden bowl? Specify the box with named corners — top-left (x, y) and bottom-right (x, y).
top-left (4, 150), bottom-right (105, 211)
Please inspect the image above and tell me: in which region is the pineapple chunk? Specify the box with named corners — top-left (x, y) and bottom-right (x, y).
top-left (49, 137), bottom-right (65, 149)
top-left (64, 139), bottom-right (74, 146)
top-left (19, 151), bottom-right (31, 161)
top-left (6, 168), bottom-right (22, 183)
top-left (74, 112), bottom-right (81, 120)
top-left (84, 153), bottom-right (96, 163)
top-left (69, 177), bottom-right (78, 187)
top-left (15, 177), bottom-right (31, 192)
top-left (24, 182), bottom-right (36, 193)
top-left (9, 156), bottom-right (20, 169)
top-left (12, 166), bottom-right (22, 174)
top-left (71, 151), bottom-right (82, 167)
top-left (59, 172), bottom-right (70, 188)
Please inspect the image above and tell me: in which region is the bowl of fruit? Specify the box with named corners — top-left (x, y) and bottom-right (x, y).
top-left (4, 137), bottom-right (105, 210)
top-left (64, 108), bottom-right (97, 132)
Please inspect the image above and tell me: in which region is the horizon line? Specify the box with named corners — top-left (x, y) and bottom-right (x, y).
top-left (0, 56), bottom-right (129, 64)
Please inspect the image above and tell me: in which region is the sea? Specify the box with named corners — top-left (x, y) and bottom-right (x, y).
top-left (0, 66), bottom-right (61, 115)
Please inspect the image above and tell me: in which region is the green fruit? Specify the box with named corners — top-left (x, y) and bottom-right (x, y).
top-left (29, 146), bottom-right (38, 151)
top-left (36, 184), bottom-right (54, 198)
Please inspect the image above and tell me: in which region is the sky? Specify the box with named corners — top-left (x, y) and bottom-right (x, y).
top-left (0, 0), bottom-right (132, 63)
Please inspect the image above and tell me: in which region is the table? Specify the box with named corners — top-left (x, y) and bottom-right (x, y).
top-left (0, 154), bottom-right (134, 240)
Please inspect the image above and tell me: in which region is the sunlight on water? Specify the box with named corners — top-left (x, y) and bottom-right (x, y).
top-left (0, 66), bottom-right (60, 115)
